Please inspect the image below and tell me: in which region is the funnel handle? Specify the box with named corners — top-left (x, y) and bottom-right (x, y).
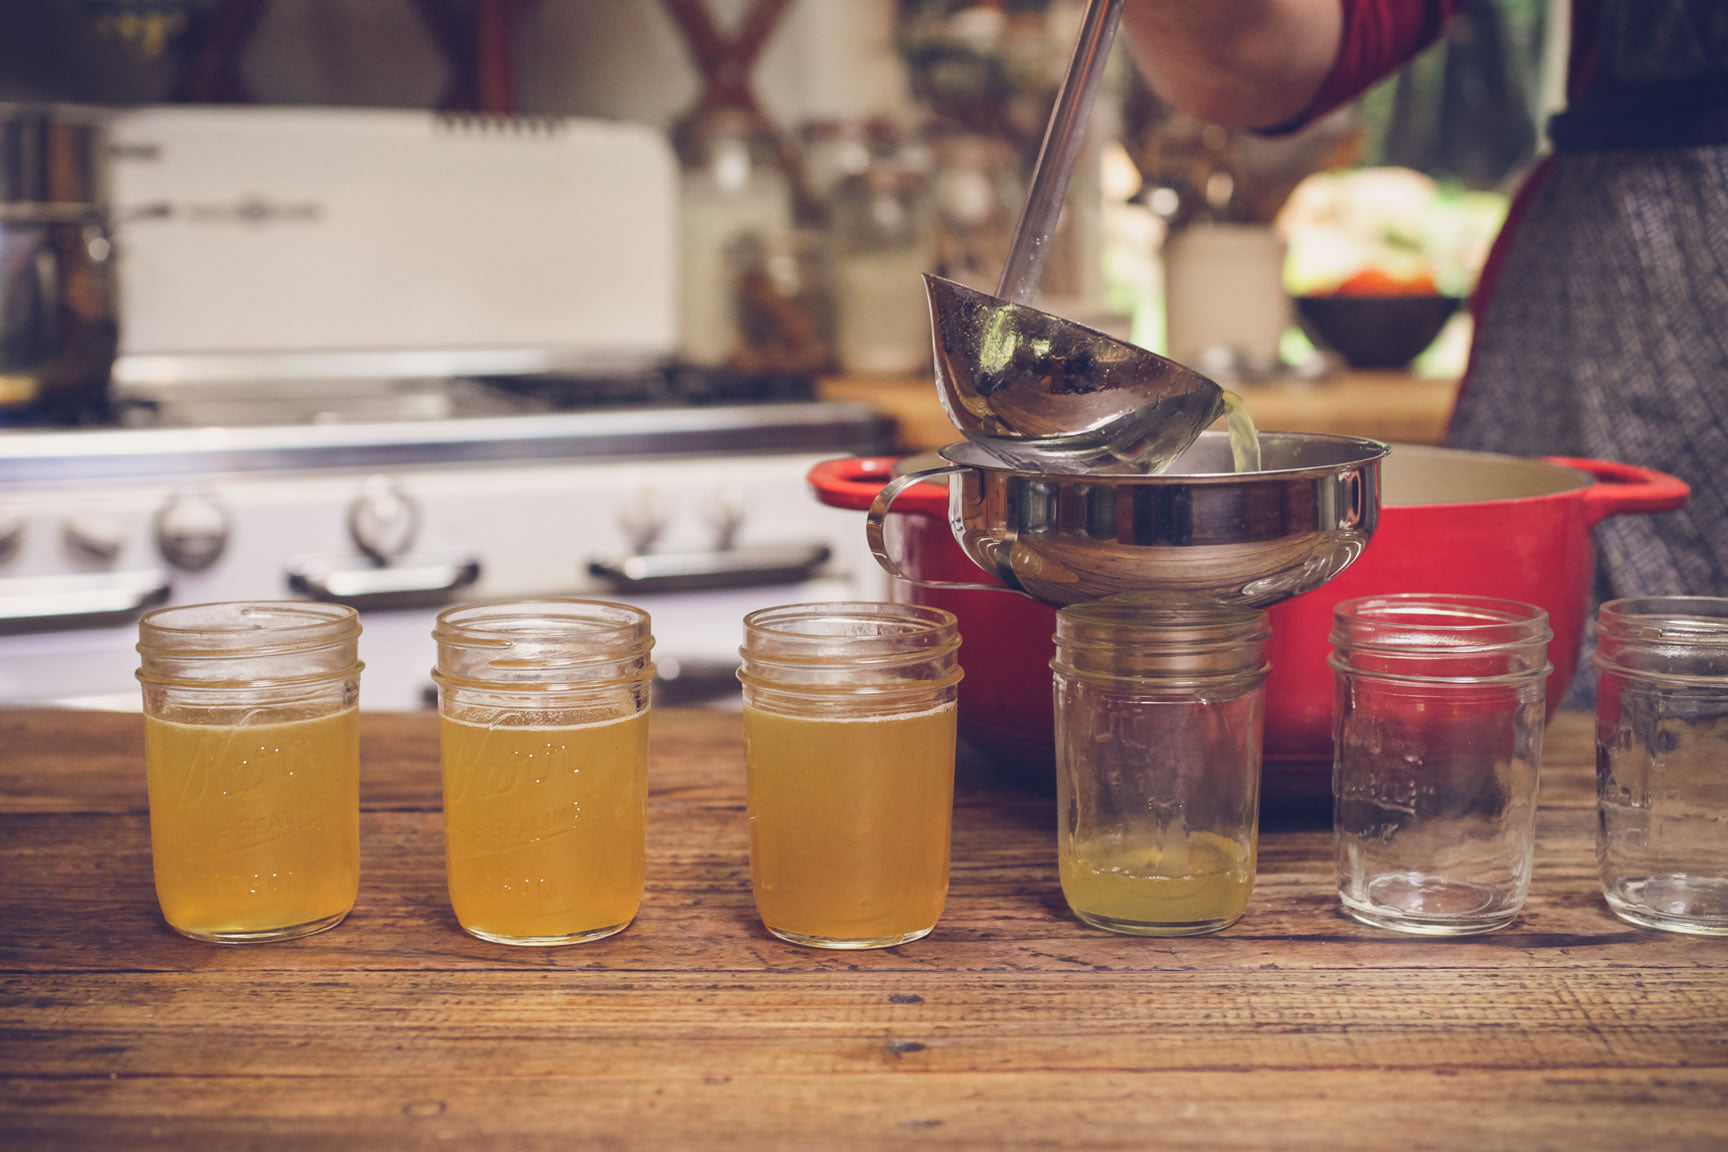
top-left (865, 466), bottom-right (1027, 597)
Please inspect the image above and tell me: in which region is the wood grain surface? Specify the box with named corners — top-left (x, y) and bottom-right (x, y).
top-left (2, 707), bottom-right (1725, 1150)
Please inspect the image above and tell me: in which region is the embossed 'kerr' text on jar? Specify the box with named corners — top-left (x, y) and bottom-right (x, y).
top-left (432, 599), bottom-right (656, 946)
top-left (136, 601), bottom-right (363, 944)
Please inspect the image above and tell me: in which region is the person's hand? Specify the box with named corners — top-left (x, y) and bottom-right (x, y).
top-left (1121, 0), bottom-right (1343, 129)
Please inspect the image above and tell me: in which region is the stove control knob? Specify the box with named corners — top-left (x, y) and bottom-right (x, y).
top-left (63, 515), bottom-right (125, 563)
top-left (0, 514), bottom-right (22, 564)
top-left (701, 492), bottom-right (744, 551)
top-left (349, 476), bottom-right (420, 563)
top-left (617, 489), bottom-right (667, 555)
top-left (155, 489), bottom-right (231, 571)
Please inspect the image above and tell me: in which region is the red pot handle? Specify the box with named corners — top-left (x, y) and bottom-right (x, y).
top-left (1545, 456), bottom-right (1690, 527)
top-left (807, 456), bottom-right (948, 516)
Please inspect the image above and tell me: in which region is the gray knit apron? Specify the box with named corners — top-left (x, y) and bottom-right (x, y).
top-left (1445, 0), bottom-right (1728, 701)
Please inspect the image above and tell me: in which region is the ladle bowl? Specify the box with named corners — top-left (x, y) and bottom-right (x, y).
top-left (926, 274), bottom-right (1227, 474)
top-left (868, 430), bottom-right (1389, 608)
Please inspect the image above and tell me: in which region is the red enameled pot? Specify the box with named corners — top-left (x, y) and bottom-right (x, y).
top-left (809, 445), bottom-right (1689, 801)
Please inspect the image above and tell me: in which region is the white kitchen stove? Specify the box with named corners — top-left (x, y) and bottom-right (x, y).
top-left (0, 385), bottom-right (892, 710)
top-left (0, 107), bottom-right (898, 710)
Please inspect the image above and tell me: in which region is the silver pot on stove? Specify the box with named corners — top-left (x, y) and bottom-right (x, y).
top-left (0, 103), bottom-right (119, 420)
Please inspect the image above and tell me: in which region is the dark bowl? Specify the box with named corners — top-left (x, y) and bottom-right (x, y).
top-left (1294, 293), bottom-right (1461, 370)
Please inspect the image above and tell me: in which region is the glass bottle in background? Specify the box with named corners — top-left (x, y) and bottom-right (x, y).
top-left (136, 601), bottom-right (363, 944)
top-left (928, 131), bottom-right (1023, 293)
top-left (432, 599), bottom-right (656, 946)
top-left (1051, 604), bottom-right (1270, 937)
top-left (673, 106), bottom-right (795, 368)
top-left (727, 228), bottom-right (838, 377)
top-left (828, 151), bottom-right (936, 377)
top-left (795, 119), bottom-right (878, 226)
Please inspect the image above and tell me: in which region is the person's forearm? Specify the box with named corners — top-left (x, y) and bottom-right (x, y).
top-left (1121, 1), bottom-right (1343, 129)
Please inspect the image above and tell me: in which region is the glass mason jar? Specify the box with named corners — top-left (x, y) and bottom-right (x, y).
top-left (738, 602), bottom-right (963, 949)
top-left (727, 228), bottom-right (838, 376)
top-left (1330, 594), bottom-right (1552, 935)
top-left (673, 106), bottom-right (795, 368)
top-left (1594, 596), bottom-right (1728, 935)
top-left (1052, 604), bottom-right (1270, 937)
top-left (928, 131), bottom-right (1022, 291)
top-left (432, 599), bottom-right (656, 946)
top-left (135, 601), bottom-right (363, 944)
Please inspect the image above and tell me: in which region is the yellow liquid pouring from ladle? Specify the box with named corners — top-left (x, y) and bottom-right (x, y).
top-left (1221, 390), bottom-right (1262, 474)
top-left (955, 0), bottom-right (1261, 481)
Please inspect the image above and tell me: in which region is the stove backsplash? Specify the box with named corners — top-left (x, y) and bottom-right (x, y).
top-left (108, 106), bottom-right (678, 387)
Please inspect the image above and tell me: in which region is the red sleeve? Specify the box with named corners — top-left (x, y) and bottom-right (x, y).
top-left (1269, 0), bottom-right (1472, 131)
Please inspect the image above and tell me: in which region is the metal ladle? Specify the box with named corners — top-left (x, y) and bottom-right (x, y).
top-left (927, 0), bottom-right (1225, 474)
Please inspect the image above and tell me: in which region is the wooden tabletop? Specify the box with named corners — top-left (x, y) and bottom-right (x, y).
top-left (3, 708), bottom-right (1725, 1149)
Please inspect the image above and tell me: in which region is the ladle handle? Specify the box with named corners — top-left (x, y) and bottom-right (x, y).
top-left (996, 0), bottom-right (1126, 304)
top-left (865, 466), bottom-right (1029, 597)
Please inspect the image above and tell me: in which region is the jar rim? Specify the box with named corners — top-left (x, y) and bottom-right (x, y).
top-left (1332, 593), bottom-right (1551, 651)
top-left (742, 601), bottom-right (956, 637)
top-left (1595, 596), bottom-right (1728, 685)
top-left (738, 602), bottom-right (962, 695)
top-left (1055, 603), bottom-right (1269, 643)
top-left (740, 601), bottom-right (960, 663)
top-left (1599, 596), bottom-right (1728, 640)
top-left (433, 598), bottom-right (655, 689)
top-left (1334, 593), bottom-right (1549, 628)
top-left (435, 598), bottom-right (652, 647)
top-left (137, 601), bottom-right (359, 659)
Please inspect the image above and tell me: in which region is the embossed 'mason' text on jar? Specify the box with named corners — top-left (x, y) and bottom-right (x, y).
top-left (136, 601), bottom-right (363, 944)
top-left (432, 599), bottom-right (655, 947)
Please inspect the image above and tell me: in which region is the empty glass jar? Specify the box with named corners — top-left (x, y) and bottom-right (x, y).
top-left (1052, 604), bottom-right (1270, 936)
top-left (1331, 594), bottom-right (1551, 935)
top-left (1595, 595), bottom-right (1728, 935)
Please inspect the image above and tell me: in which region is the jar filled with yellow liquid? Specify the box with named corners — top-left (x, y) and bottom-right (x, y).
top-left (136, 601), bottom-right (364, 944)
top-left (1052, 604), bottom-right (1269, 936)
top-left (432, 599), bottom-right (655, 946)
top-left (739, 602), bottom-right (963, 949)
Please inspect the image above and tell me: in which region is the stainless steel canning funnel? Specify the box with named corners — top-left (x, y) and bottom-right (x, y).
top-left (927, 274), bottom-right (1227, 474)
top-left (866, 430), bottom-right (1389, 608)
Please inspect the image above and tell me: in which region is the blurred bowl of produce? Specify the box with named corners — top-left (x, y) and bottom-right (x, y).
top-left (1279, 167), bottom-right (1503, 370)
top-left (1294, 279), bottom-right (1461, 370)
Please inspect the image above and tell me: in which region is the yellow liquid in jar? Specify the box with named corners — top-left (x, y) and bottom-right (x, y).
top-left (1060, 829), bottom-right (1255, 933)
top-left (144, 709), bottom-right (360, 941)
top-left (440, 712), bottom-right (648, 944)
top-left (744, 703), bottom-right (957, 946)
top-left (1220, 389), bottom-right (1262, 473)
